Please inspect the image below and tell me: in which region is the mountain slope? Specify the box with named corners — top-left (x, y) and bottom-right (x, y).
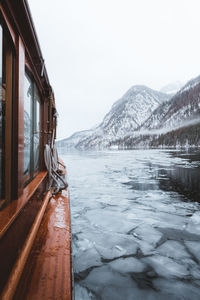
top-left (56, 129), bottom-right (94, 149)
top-left (76, 86), bottom-right (170, 149)
top-left (109, 75), bottom-right (200, 148)
top-left (140, 75), bottom-right (200, 131)
top-left (57, 75), bottom-right (200, 150)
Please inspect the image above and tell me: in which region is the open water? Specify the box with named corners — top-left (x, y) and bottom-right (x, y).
top-left (60, 149), bottom-right (200, 300)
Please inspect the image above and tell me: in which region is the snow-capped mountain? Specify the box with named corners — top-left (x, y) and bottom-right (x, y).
top-left (56, 128), bottom-right (95, 149)
top-left (141, 75), bottom-right (200, 131)
top-left (110, 75), bottom-right (200, 148)
top-left (57, 75), bottom-right (200, 150)
top-left (76, 86), bottom-right (170, 149)
top-left (102, 85), bottom-right (169, 134)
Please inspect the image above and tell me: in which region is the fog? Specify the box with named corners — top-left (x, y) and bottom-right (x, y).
top-left (28, 0), bottom-right (200, 139)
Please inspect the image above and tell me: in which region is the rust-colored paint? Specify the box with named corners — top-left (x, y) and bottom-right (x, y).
top-left (14, 189), bottom-right (72, 300)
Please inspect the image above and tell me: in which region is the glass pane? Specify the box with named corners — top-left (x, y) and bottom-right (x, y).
top-left (33, 84), bottom-right (40, 171)
top-left (24, 74), bottom-right (32, 177)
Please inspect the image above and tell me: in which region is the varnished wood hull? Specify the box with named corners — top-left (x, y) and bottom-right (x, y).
top-left (14, 189), bottom-right (73, 300)
top-left (1, 188), bottom-right (73, 300)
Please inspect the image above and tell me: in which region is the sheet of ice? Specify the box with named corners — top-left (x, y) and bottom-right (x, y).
top-left (100, 286), bottom-right (171, 300)
top-left (74, 247), bottom-right (102, 274)
top-left (85, 209), bottom-right (135, 233)
top-left (60, 149), bottom-right (200, 300)
top-left (156, 241), bottom-right (191, 260)
top-left (82, 265), bottom-right (179, 300)
top-left (82, 265), bottom-right (136, 293)
top-left (186, 211), bottom-right (200, 235)
top-left (75, 285), bottom-right (93, 300)
top-left (110, 257), bottom-right (147, 273)
top-left (143, 255), bottom-right (190, 278)
top-left (134, 224), bottom-right (163, 246)
top-left (153, 279), bottom-right (200, 300)
top-left (185, 241), bottom-right (200, 262)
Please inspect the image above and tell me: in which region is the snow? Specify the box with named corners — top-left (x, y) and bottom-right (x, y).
top-left (57, 85), bottom-right (171, 149)
top-left (57, 74), bottom-right (200, 151)
top-left (178, 75), bottom-right (200, 95)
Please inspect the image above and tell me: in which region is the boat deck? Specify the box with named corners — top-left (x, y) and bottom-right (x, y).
top-left (13, 189), bottom-right (72, 300)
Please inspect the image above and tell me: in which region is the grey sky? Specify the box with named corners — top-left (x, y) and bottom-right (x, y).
top-left (29, 0), bottom-right (200, 139)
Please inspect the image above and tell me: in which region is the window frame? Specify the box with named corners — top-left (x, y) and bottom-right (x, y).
top-left (0, 19), bottom-right (16, 207)
top-left (24, 69), bottom-right (41, 186)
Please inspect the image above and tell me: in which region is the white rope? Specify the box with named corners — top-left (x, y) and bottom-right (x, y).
top-left (44, 144), bottom-right (68, 194)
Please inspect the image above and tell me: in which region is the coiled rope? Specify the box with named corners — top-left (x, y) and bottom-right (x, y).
top-left (44, 144), bottom-right (68, 194)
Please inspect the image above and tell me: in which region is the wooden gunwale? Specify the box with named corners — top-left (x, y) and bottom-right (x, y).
top-left (0, 171), bottom-right (47, 240)
top-left (13, 188), bottom-right (72, 299)
top-left (1, 190), bottom-right (52, 300)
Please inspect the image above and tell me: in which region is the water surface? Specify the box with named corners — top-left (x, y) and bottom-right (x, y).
top-left (61, 149), bottom-right (200, 300)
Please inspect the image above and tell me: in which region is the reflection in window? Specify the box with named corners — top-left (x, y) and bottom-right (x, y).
top-left (34, 84), bottom-right (40, 171)
top-left (24, 74), bottom-right (32, 178)
top-left (24, 73), bottom-right (40, 183)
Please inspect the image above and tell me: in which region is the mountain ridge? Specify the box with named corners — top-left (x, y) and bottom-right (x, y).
top-left (57, 76), bottom-right (200, 150)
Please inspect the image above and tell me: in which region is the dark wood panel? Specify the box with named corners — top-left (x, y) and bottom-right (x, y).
top-left (0, 176), bottom-right (47, 294)
top-left (0, 171), bottom-right (47, 238)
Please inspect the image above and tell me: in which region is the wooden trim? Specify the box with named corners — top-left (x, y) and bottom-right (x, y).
top-left (1, 1), bottom-right (49, 96)
top-left (5, 40), bottom-right (13, 203)
top-left (1, 190), bottom-right (52, 300)
top-left (0, 171), bottom-right (47, 240)
top-left (0, 5), bottom-right (16, 46)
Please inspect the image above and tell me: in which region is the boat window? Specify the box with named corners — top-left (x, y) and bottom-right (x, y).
top-left (24, 73), bottom-right (41, 184)
top-left (33, 84), bottom-right (40, 172)
top-left (24, 74), bottom-right (32, 180)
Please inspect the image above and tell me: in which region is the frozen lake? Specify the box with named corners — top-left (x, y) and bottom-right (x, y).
top-left (60, 149), bottom-right (200, 300)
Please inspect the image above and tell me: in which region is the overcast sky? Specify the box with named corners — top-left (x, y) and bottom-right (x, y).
top-left (29, 0), bottom-right (200, 139)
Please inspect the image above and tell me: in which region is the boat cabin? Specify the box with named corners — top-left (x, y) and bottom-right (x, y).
top-left (0, 1), bottom-right (72, 299)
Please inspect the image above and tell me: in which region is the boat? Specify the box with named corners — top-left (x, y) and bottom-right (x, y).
top-left (0, 1), bottom-right (73, 299)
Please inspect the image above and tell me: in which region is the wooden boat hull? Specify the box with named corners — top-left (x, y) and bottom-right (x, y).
top-left (0, 1), bottom-right (73, 298)
top-left (14, 189), bottom-right (73, 300)
top-left (1, 188), bottom-right (73, 300)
